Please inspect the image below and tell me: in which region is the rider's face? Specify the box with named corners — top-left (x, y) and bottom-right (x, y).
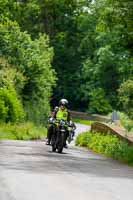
top-left (60, 104), bottom-right (65, 110)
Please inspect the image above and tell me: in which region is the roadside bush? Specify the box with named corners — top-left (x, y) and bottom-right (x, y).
top-left (0, 87), bottom-right (25, 123)
top-left (76, 131), bottom-right (133, 165)
top-left (75, 132), bottom-right (91, 147)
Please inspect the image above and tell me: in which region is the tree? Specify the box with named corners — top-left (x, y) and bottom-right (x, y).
top-left (77, 0), bottom-right (133, 112)
top-left (0, 0), bottom-right (132, 114)
top-left (0, 19), bottom-right (56, 123)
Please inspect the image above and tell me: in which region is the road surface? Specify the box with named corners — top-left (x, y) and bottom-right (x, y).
top-left (0, 124), bottom-right (133, 200)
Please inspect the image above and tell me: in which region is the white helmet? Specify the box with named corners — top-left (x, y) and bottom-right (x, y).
top-left (59, 99), bottom-right (68, 107)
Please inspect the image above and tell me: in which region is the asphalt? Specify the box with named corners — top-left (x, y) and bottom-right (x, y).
top-left (0, 124), bottom-right (133, 200)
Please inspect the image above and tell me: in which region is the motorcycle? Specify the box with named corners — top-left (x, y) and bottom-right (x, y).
top-left (51, 119), bottom-right (69, 153)
top-left (67, 121), bottom-right (76, 144)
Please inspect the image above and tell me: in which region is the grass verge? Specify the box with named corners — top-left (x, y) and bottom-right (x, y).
top-left (73, 118), bottom-right (93, 125)
top-left (0, 122), bottom-right (47, 140)
top-left (75, 131), bottom-right (133, 165)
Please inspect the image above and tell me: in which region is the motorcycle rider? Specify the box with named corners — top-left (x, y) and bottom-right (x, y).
top-left (46, 99), bottom-right (71, 148)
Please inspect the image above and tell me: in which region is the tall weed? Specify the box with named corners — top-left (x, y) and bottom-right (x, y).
top-left (0, 122), bottom-right (46, 140)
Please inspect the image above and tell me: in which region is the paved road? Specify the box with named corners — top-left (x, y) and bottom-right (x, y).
top-left (0, 124), bottom-right (133, 200)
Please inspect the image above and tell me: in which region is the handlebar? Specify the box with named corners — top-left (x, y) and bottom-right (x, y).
top-left (48, 118), bottom-right (76, 129)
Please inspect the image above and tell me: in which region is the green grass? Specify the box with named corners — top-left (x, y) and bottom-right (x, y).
top-left (0, 122), bottom-right (47, 140)
top-left (76, 131), bottom-right (133, 165)
top-left (73, 118), bottom-right (93, 125)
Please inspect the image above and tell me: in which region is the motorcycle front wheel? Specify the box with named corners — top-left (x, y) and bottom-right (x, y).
top-left (57, 132), bottom-right (65, 153)
top-left (51, 134), bottom-right (56, 152)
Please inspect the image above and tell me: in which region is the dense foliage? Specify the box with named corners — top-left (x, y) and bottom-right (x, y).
top-left (0, 18), bottom-right (56, 123)
top-left (118, 112), bottom-right (133, 133)
top-left (0, 87), bottom-right (25, 123)
top-left (0, 0), bottom-right (133, 122)
top-left (76, 131), bottom-right (133, 165)
top-left (118, 80), bottom-right (133, 119)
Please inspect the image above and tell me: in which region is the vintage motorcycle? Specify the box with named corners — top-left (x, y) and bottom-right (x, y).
top-left (50, 119), bottom-right (69, 153)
